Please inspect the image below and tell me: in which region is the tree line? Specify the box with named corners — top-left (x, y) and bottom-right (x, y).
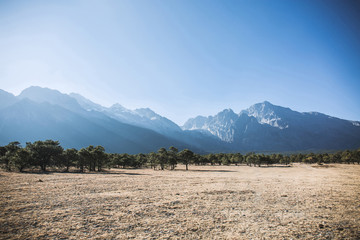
top-left (1, 140), bottom-right (359, 172)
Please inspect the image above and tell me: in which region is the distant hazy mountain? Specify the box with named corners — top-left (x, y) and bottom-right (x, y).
top-left (105, 104), bottom-right (182, 136)
top-left (71, 92), bottom-right (182, 136)
top-left (69, 93), bottom-right (106, 112)
top-left (1, 86), bottom-right (359, 153)
top-left (19, 86), bottom-right (84, 113)
top-left (183, 101), bottom-right (360, 151)
top-left (0, 89), bottom-right (17, 109)
top-left (0, 87), bottom-right (194, 153)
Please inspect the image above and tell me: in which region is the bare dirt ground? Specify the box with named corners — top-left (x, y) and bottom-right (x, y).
top-left (0, 164), bottom-right (359, 239)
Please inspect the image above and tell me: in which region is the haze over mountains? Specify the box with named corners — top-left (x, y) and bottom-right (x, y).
top-left (1, 86), bottom-right (359, 153)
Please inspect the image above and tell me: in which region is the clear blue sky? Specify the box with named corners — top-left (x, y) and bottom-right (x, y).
top-left (1, 0), bottom-right (359, 125)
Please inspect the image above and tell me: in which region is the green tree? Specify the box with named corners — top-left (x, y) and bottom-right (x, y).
top-left (78, 147), bottom-right (91, 172)
top-left (27, 140), bottom-right (63, 171)
top-left (121, 153), bottom-right (134, 169)
top-left (157, 148), bottom-right (168, 170)
top-left (341, 150), bottom-right (352, 164)
top-left (207, 154), bottom-right (216, 165)
top-left (86, 145), bottom-right (96, 171)
top-left (221, 154), bottom-right (231, 165)
top-left (2, 141), bottom-right (21, 171)
top-left (322, 153), bottom-right (330, 164)
top-left (231, 153), bottom-right (243, 166)
top-left (168, 146), bottom-right (178, 170)
top-left (197, 154), bottom-right (208, 165)
top-left (330, 152), bottom-right (341, 163)
top-left (111, 153), bottom-right (122, 168)
top-left (245, 153), bottom-right (256, 167)
top-left (355, 149), bottom-right (360, 164)
top-left (147, 152), bottom-right (158, 170)
top-left (93, 146), bottom-right (107, 171)
top-left (135, 153), bottom-right (147, 168)
top-left (178, 149), bottom-right (195, 170)
top-left (12, 148), bottom-right (31, 172)
top-left (215, 153), bottom-right (225, 165)
top-left (61, 148), bottom-right (78, 172)
top-left (0, 146), bottom-right (6, 160)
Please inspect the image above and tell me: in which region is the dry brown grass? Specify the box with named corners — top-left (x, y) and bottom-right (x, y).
top-left (0, 164), bottom-right (359, 239)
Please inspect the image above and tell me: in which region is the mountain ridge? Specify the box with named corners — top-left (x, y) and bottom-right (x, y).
top-left (1, 86), bottom-right (359, 153)
top-left (183, 101), bottom-right (360, 151)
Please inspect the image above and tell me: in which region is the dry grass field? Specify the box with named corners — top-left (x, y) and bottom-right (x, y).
top-left (0, 164), bottom-right (359, 239)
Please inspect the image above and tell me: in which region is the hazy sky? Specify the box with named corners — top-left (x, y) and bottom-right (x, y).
top-left (1, 0), bottom-right (359, 125)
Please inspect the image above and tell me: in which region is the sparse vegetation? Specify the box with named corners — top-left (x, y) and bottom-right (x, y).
top-left (0, 140), bottom-right (360, 172)
top-left (0, 164), bottom-right (359, 239)
top-left (1, 140), bottom-right (360, 238)
top-left (1, 140), bottom-right (360, 173)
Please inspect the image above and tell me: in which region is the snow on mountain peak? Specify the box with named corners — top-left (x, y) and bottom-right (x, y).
top-left (182, 108), bottom-right (238, 142)
top-left (352, 121), bottom-right (360, 127)
top-left (243, 101), bottom-right (289, 129)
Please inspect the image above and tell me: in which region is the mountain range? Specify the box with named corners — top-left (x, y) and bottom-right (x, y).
top-left (1, 86), bottom-right (359, 153)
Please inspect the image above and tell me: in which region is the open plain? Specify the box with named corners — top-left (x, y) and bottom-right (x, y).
top-left (0, 164), bottom-right (359, 239)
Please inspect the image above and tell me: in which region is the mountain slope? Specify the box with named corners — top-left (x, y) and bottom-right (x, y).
top-left (69, 91), bottom-right (182, 136)
top-left (69, 93), bottom-right (106, 112)
top-left (1, 86), bottom-right (359, 153)
top-left (0, 99), bottom-right (192, 153)
top-left (183, 101), bottom-right (360, 151)
top-left (19, 86), bottom-right (84, 113)
top-left (0, 89), bottom-right (17, 109)
top-left (182, 109), bottom-right (238, 142)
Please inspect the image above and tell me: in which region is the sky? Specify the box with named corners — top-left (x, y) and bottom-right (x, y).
top-left (0, 0), bottom-right (359, 125)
